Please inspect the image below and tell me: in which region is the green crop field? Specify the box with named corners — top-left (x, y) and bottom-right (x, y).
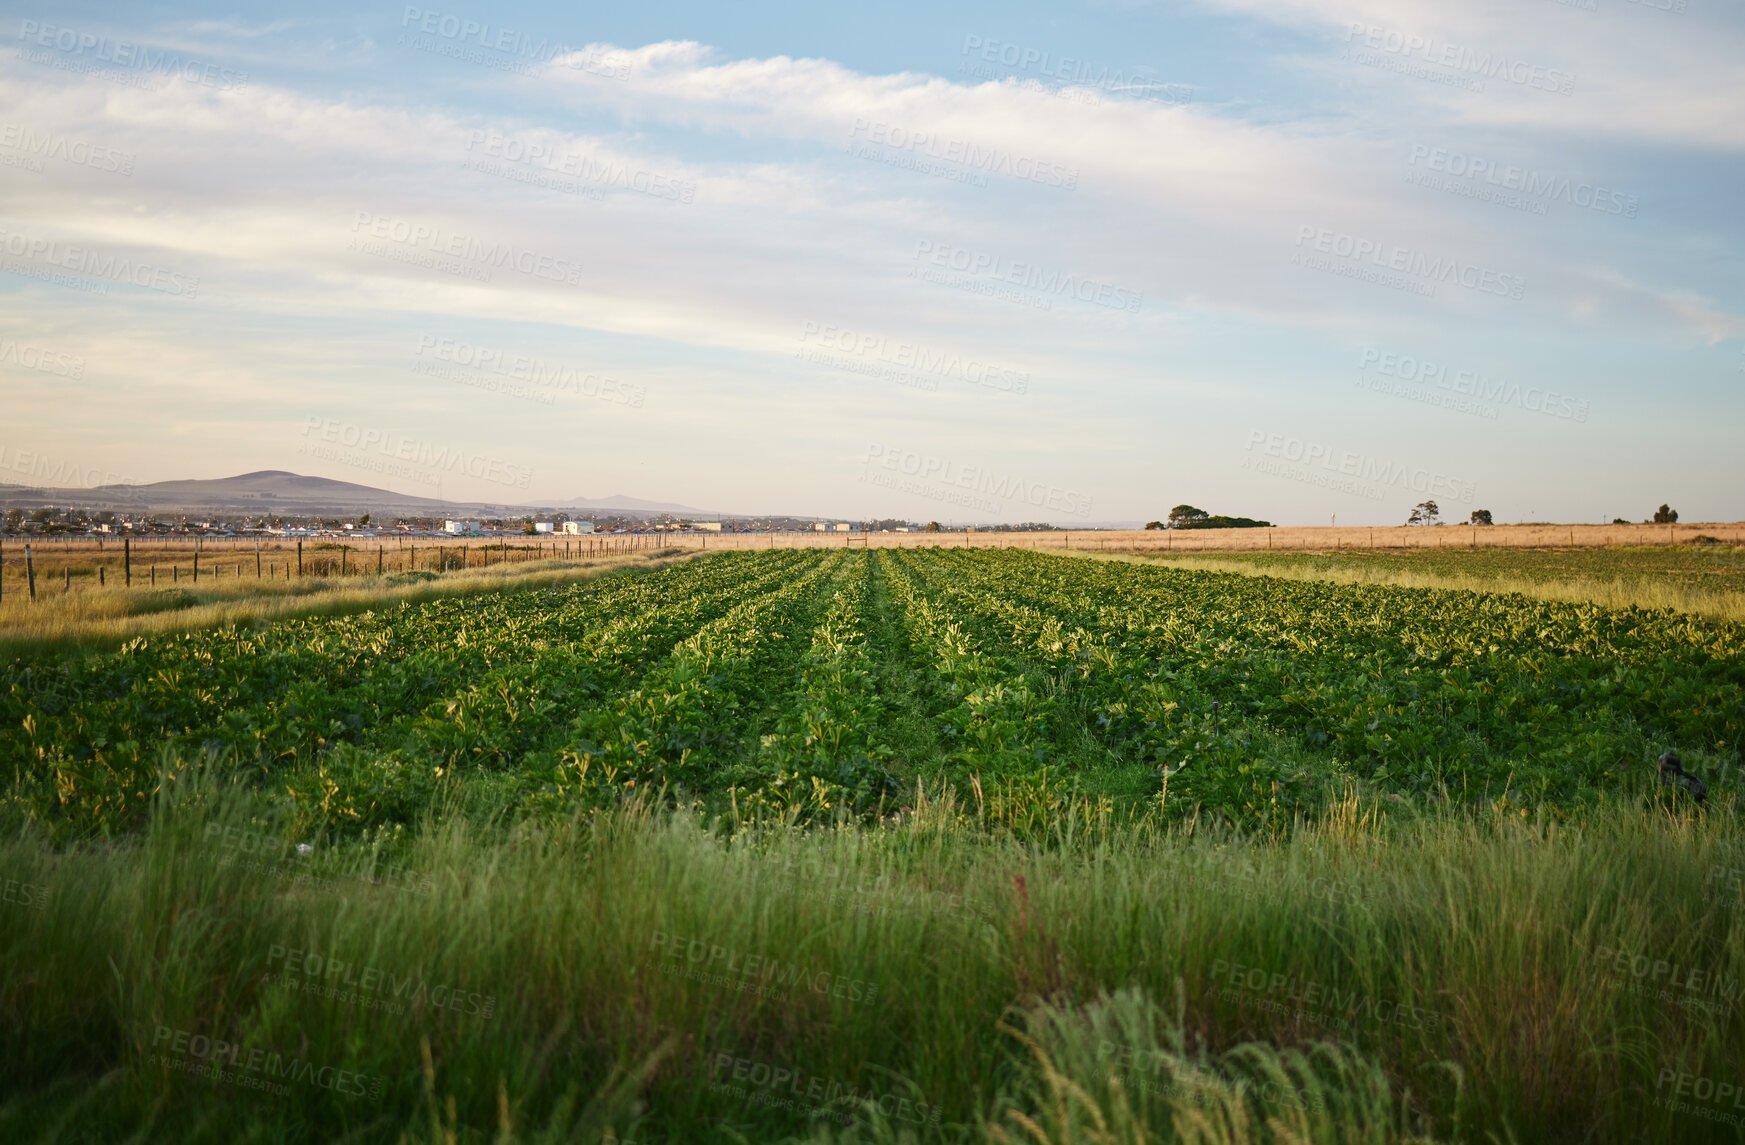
top-left (1192, 541), bottom-right (1745, 594)
top-left (1124, 542), bottom-right (1745, 624)
top-left (3, 548), bottom-right (1742, 1143)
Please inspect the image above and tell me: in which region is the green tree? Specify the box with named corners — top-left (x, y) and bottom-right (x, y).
top-left (1468, 509), bottom-right (1493, 525)
top-left (1167, 505), bottom-right (1208, 528)
top-left (1144, 520), bottom-right (1165, 530)
top-left (925, 521), bottom-right (941, 532)
top-left (1652, 504), bottom-right (1678, 524)
top-left (1407, 500), bottom-right (1441, 526)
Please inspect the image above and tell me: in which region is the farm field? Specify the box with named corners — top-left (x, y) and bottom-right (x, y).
top-left (3, 547), bottom-right (1743, 1143)
top-left (0, 538), bottom-right (677, 657)
top-left (1121, 542), bottom-right (1745, 623)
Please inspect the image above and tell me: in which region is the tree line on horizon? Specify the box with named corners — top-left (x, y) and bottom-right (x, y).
top-left (1146, 502), bottom-right (1684, 530)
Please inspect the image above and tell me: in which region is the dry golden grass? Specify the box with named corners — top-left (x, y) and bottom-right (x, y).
top-left (1075, 550), bottom-right (1745, 623)
top-left (398, 521), bottom-right (1739, 554)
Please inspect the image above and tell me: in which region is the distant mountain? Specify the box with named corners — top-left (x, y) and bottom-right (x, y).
top-left (565, 493), bottom-right (720, 515)
top-left (0, 471), bottom-right (725, 520)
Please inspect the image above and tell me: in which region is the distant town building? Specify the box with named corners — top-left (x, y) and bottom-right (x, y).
top-left (444, 520), bottom-right (481, 535)
top-left (813, 522), bottom-right (828, 531)
top-left (690, 521), bottom-right (722, 532)
top-left (832, 523), bottom-right (851, 532)
top-left (560, 521), bottom-right (596, 534)
top-left (533, 522), bottom-right (554, 534)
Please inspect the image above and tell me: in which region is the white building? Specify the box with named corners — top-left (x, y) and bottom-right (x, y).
top-left (832, 523), bottom-right (851, 532)
top-left (561, 521), bottom-right (596, 534)
top-left (444, 520), bottom-right (480, 535)
top-left (690, 521), bottom-right (722, 532)
top-left (813, 522), bottom-right (828, 531)
top-left (533, 522), bottom-right (554, 534)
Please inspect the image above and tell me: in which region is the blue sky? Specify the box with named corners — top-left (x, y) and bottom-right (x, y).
top-left (2, 0), bottom-right (1741, 524)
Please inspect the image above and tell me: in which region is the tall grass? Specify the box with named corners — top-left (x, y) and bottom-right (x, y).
top-left (3, 776), bottom-right (1738, 1143)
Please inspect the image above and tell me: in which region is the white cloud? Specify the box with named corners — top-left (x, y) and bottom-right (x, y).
top-left (1, 14), bottom-right (1739, 518)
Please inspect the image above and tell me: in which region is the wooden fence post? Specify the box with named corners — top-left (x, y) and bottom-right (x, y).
top-left (125, 537), bottom-right (131, 586)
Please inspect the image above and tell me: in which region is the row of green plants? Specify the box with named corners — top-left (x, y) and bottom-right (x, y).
top-left (752, 556), bottom-right (897, 806)
top-left (1, 550), bottom-right (823, 837)
top-left (4, 548), bottom-right (1741, 842)
top-left (894, 547), bottom-right (1743, 819)
top-left (883, 551), bottom-right (1058, 776)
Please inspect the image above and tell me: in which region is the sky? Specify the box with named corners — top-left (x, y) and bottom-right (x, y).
top-left (1, 0), bottom-right (1741, 526)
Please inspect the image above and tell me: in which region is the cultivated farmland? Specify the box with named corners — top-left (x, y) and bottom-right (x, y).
top-left (3, 548), bottom-right (1742, 1143)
